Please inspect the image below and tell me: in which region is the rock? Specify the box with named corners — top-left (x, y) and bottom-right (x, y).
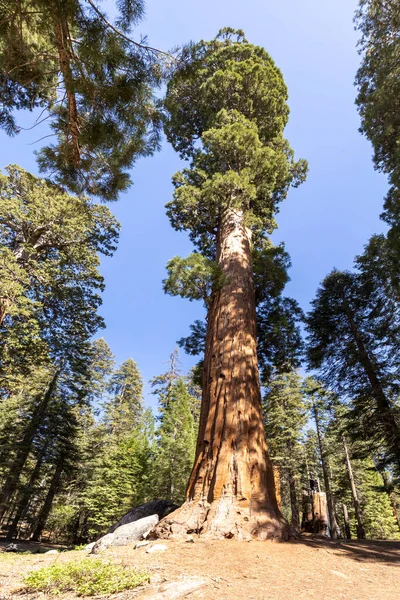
top-left (107, 500), bottom-right (178, 534)
top-left (5, 543), bottom-right (20, 553)
top-left (84, 542), bottom-right (95, 551)
top-left (186, 535), bottom-right (195, 543)
top-left (91, 532), bottom-right (115, 554)
top-left (44, 550), bottom-right (59, 555)
top-left (91, 514), bottom-right (159, 553)
top-left (146, 543), bottom-right (168, 554)
top-left (141, 577), bottom-right (208, 599)
top-left (135, 541), bottom-right (150, 549)
top-left (329, 570), bottom-right (350, 580)
top-left (113, 514), bottom-right (159, 545)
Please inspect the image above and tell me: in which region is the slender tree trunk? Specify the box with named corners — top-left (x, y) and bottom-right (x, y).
top-left (272, 464), bottom-right (282, 511)
top-left (343, 504), bottom-right (351, 539)
top-left (288, 468), bottom-right (300, 530)
top-left (345, 307), bottom-right (400, 470)
top-left (0, 369), bottom-right (60, 521)
top-left (342, 436), bottom-right (365, 539)
top-left (6, 439), bottom-right (49, 540)
top-left (154, 208), bottom-right (287, 540)
top-left (313, 402), bottom-right (340, 539)
top-left (30, 459), bottom-right (64, 542)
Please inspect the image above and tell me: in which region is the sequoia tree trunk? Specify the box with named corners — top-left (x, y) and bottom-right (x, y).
top-left (154, 208), bottom-right (288, 540)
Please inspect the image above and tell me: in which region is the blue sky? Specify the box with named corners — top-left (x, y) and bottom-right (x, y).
top-left (0, 0), bottom-right (388, 408)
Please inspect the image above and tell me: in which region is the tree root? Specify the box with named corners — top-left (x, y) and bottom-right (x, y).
top-left (150, 498), bottom-right (297, 541)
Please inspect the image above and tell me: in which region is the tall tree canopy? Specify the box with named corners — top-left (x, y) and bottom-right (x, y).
top-left (355, 0), bottom-right (400, 253)
top-left (0, 0), bottom-right (164, 199)
top-left (306, 264), bottom-right (400, 478)
top-left (155, 28), bottom-right (307, 540)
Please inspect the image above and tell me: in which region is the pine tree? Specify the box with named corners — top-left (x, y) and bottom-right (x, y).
top-left (105, 358), bottom-right (144, 436)
top-left (73, 359), bottom-right (154, 539)
top-left (155, 28), bottom-right (307, 540)
top-left (0, 1), bottom-right (164, 199)
top-left (306, 268), bottom-right (400, 476)
top-left (152, 379), bottom-right (196, 504)
top-left (303, 378), bottom-right (341, 539)
top-left (355, 1), bottom-right (400, 255)
top-left (263, 371), bottom-right (307, 530)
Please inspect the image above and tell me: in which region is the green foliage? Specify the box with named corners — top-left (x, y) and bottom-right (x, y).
top-left (355, 1), bottom-right (400, 261)
top-left (164, 29), bottom-right (306, 256)
top-left (152, 377), bottom-right (196, 503)
top-left (357, 462), bottom-right (400, 539)
top-left (306, 263), bottom-right (400, 474)
top-left (105, 358), bottom-right (144, 435)
top-left (163, 254), bottom-right (225, 306)
top-left (0, 165), bottom-right (119, 373)
top-left (263, 371), bottom-right (308, 525)
top-left (0, 1), bottom-right (163, 200)
top-left (24, 558), bottom-right (149, 596)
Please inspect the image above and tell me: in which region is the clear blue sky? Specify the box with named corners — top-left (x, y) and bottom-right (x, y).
top-left (0, 0), bottom-right (388, 408)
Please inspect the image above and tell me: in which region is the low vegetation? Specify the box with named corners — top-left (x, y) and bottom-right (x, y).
top-left (23, 558), bottom-right (149, 597)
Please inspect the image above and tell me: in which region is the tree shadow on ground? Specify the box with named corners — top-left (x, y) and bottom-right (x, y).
top-left (0, 537), bottom-right (67, 553)
top-left (292, 536), bottom-right (400, 566)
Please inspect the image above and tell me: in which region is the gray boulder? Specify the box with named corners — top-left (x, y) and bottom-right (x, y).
top-left (91, 514), bottom-right (159, 553)
top-left (84, 542), bottom-right (96, 552)
top-left (91, 532), bottom-right (115, 554)
top-left (107, 500), bottom-right (178, 534)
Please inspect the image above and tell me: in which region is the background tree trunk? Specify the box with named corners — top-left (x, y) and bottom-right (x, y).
top-left (154, 208), bottom-right (287, 540)
top-left (343, 436), bottom-right (365, 539)
top-left (288, 468), bottom-right (300, 530)
top-left (0, 370), bottom-right (60, 521)
top-left (31, 458), bottom-right (64, 542)
top-left (6, 441), bottom-right (48, 540)
top-left (313, 402), bottom-right (340, 539)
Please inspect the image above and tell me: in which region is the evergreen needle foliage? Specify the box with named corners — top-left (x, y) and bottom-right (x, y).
top-left (0, 0), bottom-right (164, 199)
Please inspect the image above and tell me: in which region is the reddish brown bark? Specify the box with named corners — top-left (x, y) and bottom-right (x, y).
top-left (155, 208), bottom-right (288, 540)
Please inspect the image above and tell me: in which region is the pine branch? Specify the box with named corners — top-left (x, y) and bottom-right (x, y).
top-left (85, 0), bottom-right (174, 59)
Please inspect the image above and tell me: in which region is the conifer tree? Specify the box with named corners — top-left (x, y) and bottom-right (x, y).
top-left (156, 29), bottom-right (307, 539)
top-left (355, 1), bottom-right (400, 255)
top-left (303, 378), bottom-right (341, 539)
top-left (152, 379), bottom-right (196, 504)
top-left (0, 1), bottom-right (164, 199)
top-left (263, 371), bottom-right (307, 530)
top-left (105, 358), bottom-right (143, 436)
top-left (306, 268), bottom-right (400, 476)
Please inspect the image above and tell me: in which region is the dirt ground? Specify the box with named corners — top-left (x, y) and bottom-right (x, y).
top-left (0, 536), bottom-right (399, 600)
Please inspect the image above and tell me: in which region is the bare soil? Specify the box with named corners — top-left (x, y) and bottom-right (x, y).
top-left (0, 535), bottom-right (399, 600)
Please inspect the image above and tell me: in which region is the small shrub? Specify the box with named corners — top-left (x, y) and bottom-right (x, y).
top-left (24, 558), bottom-right (149, 596)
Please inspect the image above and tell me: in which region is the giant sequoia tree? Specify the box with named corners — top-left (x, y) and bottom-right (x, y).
top-left (155, 29), bottom-right (307, 540)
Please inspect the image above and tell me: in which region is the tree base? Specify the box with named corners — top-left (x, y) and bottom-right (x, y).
top-left (150, 498), bottom-right (294, 541)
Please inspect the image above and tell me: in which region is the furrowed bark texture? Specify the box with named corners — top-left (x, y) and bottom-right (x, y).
top-left (155, 208), bottom-right (288, 540)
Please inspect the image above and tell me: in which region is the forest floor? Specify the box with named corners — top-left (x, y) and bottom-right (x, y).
top-left (0, 535), bottom-right (399, 600)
